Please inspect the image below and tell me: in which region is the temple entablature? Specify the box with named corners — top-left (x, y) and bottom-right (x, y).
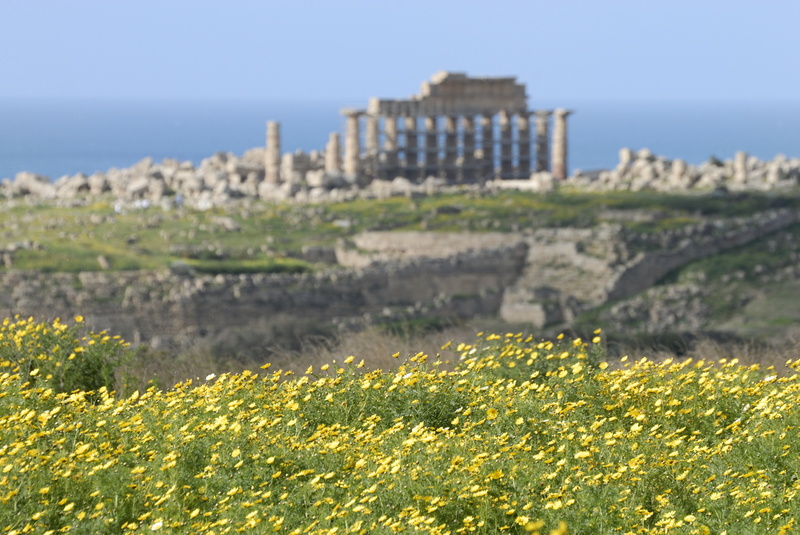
top-left (368, 71), bottom-right (528, 117)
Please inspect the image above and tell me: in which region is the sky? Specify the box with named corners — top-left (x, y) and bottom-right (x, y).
top-left (1, 0), bottom-right (799, 105)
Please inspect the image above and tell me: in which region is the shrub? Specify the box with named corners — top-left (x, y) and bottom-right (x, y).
top-left (0, 315), bottom-right (133, 396)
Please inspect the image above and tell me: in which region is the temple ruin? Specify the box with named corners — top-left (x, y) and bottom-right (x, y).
top-left (265, 71), bottom-right (572, 184)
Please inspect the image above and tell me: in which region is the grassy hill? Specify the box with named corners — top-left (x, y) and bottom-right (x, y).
top-left (3, 190), bottom-right (798, 273)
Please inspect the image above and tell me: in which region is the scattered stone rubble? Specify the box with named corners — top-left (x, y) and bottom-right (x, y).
top-left (574, 148), bottom-right (800, 193)
top-left (3, 147), bottom-right (799, 209)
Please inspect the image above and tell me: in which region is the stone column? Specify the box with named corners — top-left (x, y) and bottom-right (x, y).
top-left (670, 158), bottom-right (687, 187)
top-left (382, 116), bottom-right (399, 179)
top-left (342, 109), bottom-right (362, 180)
top-left (265, 121), bottom-right (281, 184)
top-left (324, 132), bottom-right (341, 174)
top-left (424, 116), bottom-right (439, 178)
top-left (443, 115), bottom-right (458, 179)
top-left (363, 114), bottom-right (380, 180)
top-left (404, 116), bottom-right (419, 179)
top-left (534, 110), bottom-right (552, 173)
top-left (551, 109), bottom-right (572, 180)
top-left (733, 151), bottom-right (748, 185)
top-left (365, 114), bottom-right (379, 155)
top-left (280, 152), bottom-right (298, 184)
top-left (460, 115), bottom-right (476, 182)
top-left (499, 110), bottom-right (513, 179)
top-left (480, 114), bottom-right (495, 179)
top-left (517, 113), bottom-right (531, 177)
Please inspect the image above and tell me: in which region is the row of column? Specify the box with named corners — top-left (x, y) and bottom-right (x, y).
top-left (341, 108), bottom-right (571, 182)
top-left (264, 109), bottom-right (571, 184)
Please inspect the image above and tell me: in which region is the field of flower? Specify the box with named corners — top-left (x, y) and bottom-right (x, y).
top-left (1, 316), bottom-right (799, 534)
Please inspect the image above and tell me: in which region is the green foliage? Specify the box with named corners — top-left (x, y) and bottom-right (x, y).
top-left (0, 315), bottom-right (133, 396)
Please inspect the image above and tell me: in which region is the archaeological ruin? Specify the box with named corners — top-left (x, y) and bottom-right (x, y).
top-left (6, 71), bottom-right (798, 205)
top-left (265, 71), bottom-right (572, 184)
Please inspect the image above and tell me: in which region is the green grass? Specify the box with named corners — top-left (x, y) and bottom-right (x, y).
top-left (3, 190), bottom-right (799, 273)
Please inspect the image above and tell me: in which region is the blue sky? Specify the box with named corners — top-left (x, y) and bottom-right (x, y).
top-left (1, 0), bottom-right (798, 103)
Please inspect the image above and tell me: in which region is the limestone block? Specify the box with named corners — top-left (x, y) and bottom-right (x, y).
top-left (225, 159), bottom-right (262, 177)
top-left (258, 181), bottom-right (300, 201)
top-left (201, 152), bottom-right (230, 170)
top-left (181, 176), bottom-right (204, 195)
top-left (305, 169), bottom-right (329, 188)
top-left (202, 170), bottom-right (226, 189)
top-left (213, 179), bottom-right (233, 197)
top-left (242, 147), bottom-right (266, 164)
top-left (766, 162), bottom-right (784, 184)
top-left (87, 173), bottom-right (111, 195)
top-left (126, 177), bottom-right (150, 198)
top-left (227, 172), bottom-right (243, 187)
top-left (173, 168), bottom-right (197, 186)
top-left (529, 171), bottom-right (556, 192)
top-left (149, 179), bottom-right (166, 201)
top-left (130, 157), bottom-right (154, 175)
top-left (13, 172), bottom-right (56, 198)
top-left (326, 172), bottom-right (348, 189)
top-left (390, 176), bottom-right (414, 196)
top-left (308, 187), bottom-right (329, 201)
top-left (669, 159), bottom-right (687, 184)
top-left (55, 173), bottom-right (90, 198)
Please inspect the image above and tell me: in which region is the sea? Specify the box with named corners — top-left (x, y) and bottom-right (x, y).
top-left (1, 98), bottom-right (799, 181)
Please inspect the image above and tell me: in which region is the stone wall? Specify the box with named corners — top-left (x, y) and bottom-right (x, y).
top-left (604, 209), bottom-right (799, 302)
top-left (0, 244), bottom-right (528, 352)
top-left (328, 208), bottom-right (800, 329)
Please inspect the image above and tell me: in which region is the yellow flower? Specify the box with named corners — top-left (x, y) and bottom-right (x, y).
top-left (524, 519), bottom-right (545, 532)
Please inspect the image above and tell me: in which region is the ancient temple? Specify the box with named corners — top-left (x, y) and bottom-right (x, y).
top-left (266, 72), bottom-right (572, 184)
